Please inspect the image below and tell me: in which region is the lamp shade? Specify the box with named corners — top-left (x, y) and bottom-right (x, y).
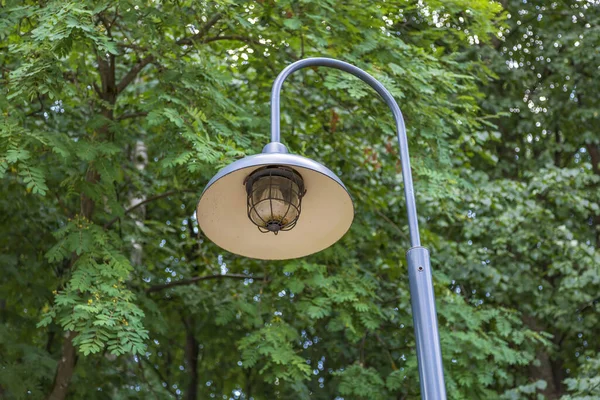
top-left (196, 150), bottom-right (354, 260)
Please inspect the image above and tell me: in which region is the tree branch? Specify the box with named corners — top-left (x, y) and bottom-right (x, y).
top-left (98, 14), bottom-right (114, 38)
top-left (93, 82), bottom-right (103, 97)
top-left (146, 274), bottom-right (263, 293)
top-left (374, 333), bottom-right (398, 371)
top-left (577, 296), bottom-right (600, 314)
top-left (176, 12), bottom-right (223, 46)
top-left (53, 191), bottom-right (73, 218)
top-left (136, 360), bottom-right (160, 400)
top-left (104, 189), bottom-right (196, 229)
top-left (116, 55), bottom-right (155, 94)
top-left (140, 357), bottom-right (177, 397)
top-left (117, 111), bottom-right (149, 121)
top-left (359, 335), bottom-right (366, 366)
top-left (25, 92), bottom-right (45, 117)
top-left (376, 211), bottom-right (409, 241)
top-left (202, 35), bottom-right (262, 45)
top-left (115, 12), bottom-right (224, 94)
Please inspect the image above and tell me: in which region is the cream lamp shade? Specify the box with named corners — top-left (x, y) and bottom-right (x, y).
top-left (196, 145), bottom-right (354, 260)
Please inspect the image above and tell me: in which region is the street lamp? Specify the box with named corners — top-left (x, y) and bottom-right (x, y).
top-left (196, 58), bottom-right (447, 399)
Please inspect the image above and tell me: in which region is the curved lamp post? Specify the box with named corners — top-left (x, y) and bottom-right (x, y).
top-left (196, 58), bottom-right (446, 399)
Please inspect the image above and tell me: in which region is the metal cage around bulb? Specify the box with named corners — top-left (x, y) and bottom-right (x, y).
top-left (244, 166), bottom-right (306, 234)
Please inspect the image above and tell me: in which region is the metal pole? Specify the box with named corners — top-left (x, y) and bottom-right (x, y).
top-left (270, 57), bottom-right (447, 399)
top-left (407, 247), bottom-right (446, 399)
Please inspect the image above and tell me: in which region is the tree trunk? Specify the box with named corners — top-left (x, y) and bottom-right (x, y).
top-left (184, 318), bottom-right (199, 400)
top-left (46, 49), bottom-right (117, 400)
top-left (130, 140), bottom-right (148, 265)
top-left (587, 144), bottom-right (600, 176)
top-left (523, 315), bottom-right (564, 399)
top-left (586, 144), bottom-right (600, 248)
top-left (46, 331), bottom-right (78, 400)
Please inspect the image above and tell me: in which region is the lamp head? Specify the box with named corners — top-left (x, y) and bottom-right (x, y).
top-left (196, 142), bottom-right (354, 260)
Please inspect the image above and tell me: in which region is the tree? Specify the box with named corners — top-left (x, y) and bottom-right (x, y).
top-left (471, 1), bottom-right (600, 398)
top-left (0, 1), bottom-right (597, 399)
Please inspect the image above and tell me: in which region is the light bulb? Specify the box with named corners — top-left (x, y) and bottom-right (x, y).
top-left (246, 168), bottom-right (303, 233)
top-left (255, 185), bottom-right (290, 222)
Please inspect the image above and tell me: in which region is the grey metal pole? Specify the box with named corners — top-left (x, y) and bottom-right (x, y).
top-left (270, 57), bottom-right (447, 399)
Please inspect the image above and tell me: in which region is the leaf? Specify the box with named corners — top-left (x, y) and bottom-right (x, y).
top-left (5, 149), bottom-right (31, 163)
top-left (283, 18), bottom-right (302, 30)
top-left (19, 166), bottom-right (48, 195)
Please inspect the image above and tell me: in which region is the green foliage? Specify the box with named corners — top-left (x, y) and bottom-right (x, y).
top-left (0, 0), bottom-right (598, 399)
top-left (561, 355), bottom-right (600, 400)
top-left (38, 217), bottom-right (148, 356)
top-left (336, 365), bottom-right (387, 400)
top-left (238, 321), bottom-right (311, 382)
